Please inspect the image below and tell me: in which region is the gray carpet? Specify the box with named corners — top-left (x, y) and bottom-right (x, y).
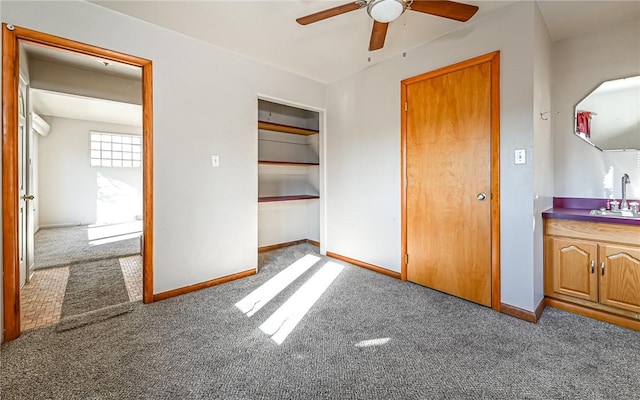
top-left (56, 258), bottom-right (133, 332)
top-left (2, 243), bottom-right (639, 399)
top-left (34, 224), bottom-right (141, 270)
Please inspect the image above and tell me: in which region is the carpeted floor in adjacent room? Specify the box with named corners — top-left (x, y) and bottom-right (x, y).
top-left (2, 243), bottom-right (639, 399)
top-left (34, 223), bottom-right (141, 270)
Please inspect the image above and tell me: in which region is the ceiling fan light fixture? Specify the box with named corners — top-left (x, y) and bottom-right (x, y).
top-left (367, 0), bottom-right (406, 23)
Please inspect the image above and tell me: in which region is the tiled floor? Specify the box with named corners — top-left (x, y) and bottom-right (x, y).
top-left (121, 255), bottom-right (143, 302)
top-left (20, 255), bottom-right (143, 331)
top-left (20, 266), bottom-right (70, 331)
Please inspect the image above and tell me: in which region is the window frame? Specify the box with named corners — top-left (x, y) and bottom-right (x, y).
top-left (90, 131), bottom-right (142, 168)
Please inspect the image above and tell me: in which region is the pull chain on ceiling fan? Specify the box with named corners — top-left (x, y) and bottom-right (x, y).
top-left (296, 0), bottom-right (479, 51)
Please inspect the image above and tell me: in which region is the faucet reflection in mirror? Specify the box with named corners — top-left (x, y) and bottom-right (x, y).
top-left (574, 75), bottom-right (640, 151)
top-left (621, 173), bottom-right (631, 210)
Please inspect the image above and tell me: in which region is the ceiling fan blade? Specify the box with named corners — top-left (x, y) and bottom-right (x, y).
top-left (409, 0), bottom-right (479, 22)
top-left (369, 21), bottom-right (389, 51)
top-left (296, 2), bottom-right (364, 25)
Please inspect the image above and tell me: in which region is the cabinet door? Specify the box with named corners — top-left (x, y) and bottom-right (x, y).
top-left (550, 237), bottom-right (598, 301)
top-left (599, 244), bottom-right (640, 313)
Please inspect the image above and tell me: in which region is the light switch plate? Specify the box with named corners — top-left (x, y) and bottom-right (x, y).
top-left (211, 155), bottom-right (220, 167)
top-left (514, 149), bottom-right (526, 165)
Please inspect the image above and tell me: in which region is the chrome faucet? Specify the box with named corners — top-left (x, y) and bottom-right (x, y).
top-left (621, 173), bottom-right (631, 210)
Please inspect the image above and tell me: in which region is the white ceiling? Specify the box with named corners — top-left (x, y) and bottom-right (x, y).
top-left (90, 0), bottom-right (640, 83)
top-left (536, 0), bottom-right (640, 42)
top-left (31, 89), bottom-right (143, 127)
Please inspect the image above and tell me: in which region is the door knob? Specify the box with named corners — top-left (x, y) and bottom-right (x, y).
top-left (22, 194), bottom-right (34, 200)
top-left (477, 193), bottom-right (487, 201)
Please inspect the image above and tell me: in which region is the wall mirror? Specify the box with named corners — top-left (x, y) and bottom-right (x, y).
top-left (574, 75), bottom-right (640, 151)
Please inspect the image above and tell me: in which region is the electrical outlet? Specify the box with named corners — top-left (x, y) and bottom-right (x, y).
top-left (515, 149), bottom-right (526, 165)
top-left (211, 155), bottom-right (220, 167)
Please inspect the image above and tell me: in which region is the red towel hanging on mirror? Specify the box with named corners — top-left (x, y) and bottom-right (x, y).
top-left (576, 111), bottom-right (592, 138)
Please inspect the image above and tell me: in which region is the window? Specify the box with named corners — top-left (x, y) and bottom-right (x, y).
top-left (90, 132), bottom-right (142, 167)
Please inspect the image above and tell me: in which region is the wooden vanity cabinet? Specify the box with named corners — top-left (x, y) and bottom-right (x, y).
top-left (599, 243), bottom-right (640, 313)
top-left (544, 219), bottom-right (640, 328)
top-left (548, 237), bottom-right (598, 302)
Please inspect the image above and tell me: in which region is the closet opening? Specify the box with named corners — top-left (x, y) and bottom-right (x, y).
top-left (257, 98), bottom-right (322, 254)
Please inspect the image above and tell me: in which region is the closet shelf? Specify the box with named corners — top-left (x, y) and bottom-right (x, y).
top-left (258, 120), bottom-right (319, 136)
top-left (258, 195), bottom-right (320, 203)
top-left (259, 160), bottom-right (319, 166)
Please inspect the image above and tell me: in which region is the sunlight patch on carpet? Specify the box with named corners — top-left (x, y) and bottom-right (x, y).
top-left (236, 254), bottom-right (320, 317)
top-left (259, 261), bottom-right (343, 345)
top-left (355, 338), bottom-right (391, 348)
top-left (89, 232), bottom-right (141, 246)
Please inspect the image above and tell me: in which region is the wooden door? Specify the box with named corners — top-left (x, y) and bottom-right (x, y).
top-left (599, 243), bottom-right (640, 313)
top-left (402, 53), bottom-right (499, 307)
top-left (549, 237), bottom-right (598, 301)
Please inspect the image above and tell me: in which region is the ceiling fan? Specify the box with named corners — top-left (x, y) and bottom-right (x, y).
top-left (296, 0), bottom-right (479, 51)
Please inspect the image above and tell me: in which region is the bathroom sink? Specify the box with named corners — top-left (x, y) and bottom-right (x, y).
top-left (589, 209), bottom-right (640, 219)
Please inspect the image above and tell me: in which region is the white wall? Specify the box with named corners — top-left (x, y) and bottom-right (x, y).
top-left (258, 131), bottom-right (318, 164)
top-left (257, 101), bottom-right (318, 131)
top-left (258, 199), bottom-right (319, 247)
top-left (0, 1), bottom-right (326, 303)
top-left (532, 4), bottom-right (554, 309)
top-left (326, 2), bottom-right (540, 311)
top-left (553, 18), bottom-right (640, 200)
top-left (37, 117), bottom-right (143, 227)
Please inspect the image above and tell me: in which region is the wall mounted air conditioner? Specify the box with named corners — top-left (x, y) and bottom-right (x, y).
top-left (32, 112), bottom-right (50, 136)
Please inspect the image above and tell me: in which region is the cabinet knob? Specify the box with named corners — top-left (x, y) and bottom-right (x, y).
top-left (601, 261), bottom-right (605, 276)
top-left (590, 260), bottom-right (595, 273)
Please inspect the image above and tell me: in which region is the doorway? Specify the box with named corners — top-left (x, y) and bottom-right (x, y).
top-left (400, 51), bottom-right (501, 309)
top-left (257, 98), bottom-right (321, 252)
top-left (2, 24), bottom-right (154, 341)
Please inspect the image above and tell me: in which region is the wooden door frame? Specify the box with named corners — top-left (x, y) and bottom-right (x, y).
top-left (2, 24), bottom-right (154, 341)
top-left (400, 51), bottom-right (501, 311)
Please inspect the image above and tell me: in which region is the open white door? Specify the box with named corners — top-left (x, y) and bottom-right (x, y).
top-left (26, 90), bottom-right (36, 279)
top-left (18, 76), bottom-right (34, 286)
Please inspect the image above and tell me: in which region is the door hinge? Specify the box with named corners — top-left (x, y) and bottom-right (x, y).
top-left (404, 102), bottom-right (408, 112)
top-left (405, 254), bottom-right (409, 264)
